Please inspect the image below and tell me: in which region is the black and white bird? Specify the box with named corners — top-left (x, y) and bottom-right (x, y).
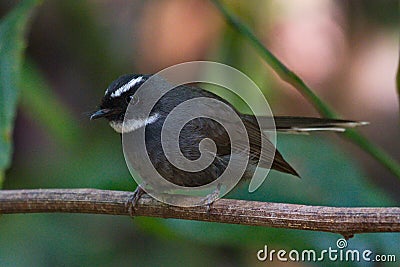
top-left (91, 74), bottom-right (367, 204)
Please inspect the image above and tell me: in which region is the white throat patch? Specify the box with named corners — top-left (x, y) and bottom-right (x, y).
top-left (109, 113), bottom-right (160, 133)
top-left (107, 76), bottom-right (143, 98)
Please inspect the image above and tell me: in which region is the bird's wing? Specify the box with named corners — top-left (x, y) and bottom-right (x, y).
top-left (179, 115), bottom-right (299, 177)
top-left (242, 118), bottom-right (299, 177)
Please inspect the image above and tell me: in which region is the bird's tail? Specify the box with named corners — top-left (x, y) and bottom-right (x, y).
top-left (241, 115), bottom-right (368, 177)
top-left (273, 116), bottom-right (368, 133)
top-left (242, 115), bottom-right (368, 133)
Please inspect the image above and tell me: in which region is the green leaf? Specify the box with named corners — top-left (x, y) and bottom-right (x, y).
top-left (0, 0), bottom-right (41, 184)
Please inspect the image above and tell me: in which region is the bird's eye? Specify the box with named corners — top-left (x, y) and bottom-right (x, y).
top-left (126, 95), bottom-right (138, 105)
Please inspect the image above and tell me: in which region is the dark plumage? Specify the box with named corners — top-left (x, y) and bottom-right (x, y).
top-left (91, 74), bottom-right (367, 187)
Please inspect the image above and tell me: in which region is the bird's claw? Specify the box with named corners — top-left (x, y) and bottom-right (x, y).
top-left (200, 184), bottom-right (221, 215)
top-left (126, 185), bottom-right (146, 217)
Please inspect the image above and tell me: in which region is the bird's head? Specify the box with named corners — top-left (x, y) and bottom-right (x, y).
top-left (90, 74), bottom-right (156, 133)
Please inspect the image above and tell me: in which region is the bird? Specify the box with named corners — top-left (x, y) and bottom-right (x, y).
top-left (91, 73), bottom-right (367, 208)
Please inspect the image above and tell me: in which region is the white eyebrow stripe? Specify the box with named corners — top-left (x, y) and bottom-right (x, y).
top-left (109, 76), bottom-right (143, 97)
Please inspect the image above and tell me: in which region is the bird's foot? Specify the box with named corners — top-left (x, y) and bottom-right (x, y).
top-left (126, 185), bottom-right (146, 217)
top-left (200, 184), bottom-right (221, 214)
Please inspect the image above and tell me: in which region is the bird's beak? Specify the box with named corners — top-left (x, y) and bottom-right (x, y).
top-left (90, 109), bottom-right (112, 120)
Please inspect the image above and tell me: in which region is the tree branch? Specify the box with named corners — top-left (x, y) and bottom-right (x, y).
top-left (1, 189), bottom-right (399, 238)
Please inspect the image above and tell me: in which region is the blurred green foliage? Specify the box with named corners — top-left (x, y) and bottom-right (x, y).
top-left (0, 1), bottom-right (399, 267)
top-left (397, 55), bottom-right (400, 114)
top-left (213, 0), bottom-right (400, 179)
top-left (20, 60), bottom-right (82, 146)
top-left (0, 0), bottom-right (41, 185)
